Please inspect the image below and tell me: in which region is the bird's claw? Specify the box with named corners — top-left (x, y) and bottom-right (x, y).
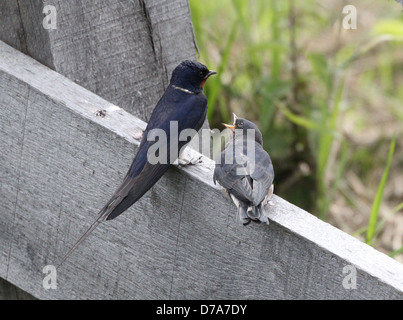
top-left (132, 129), bottom-right (144, 141)
top-left (175, 155), bottom-right (203, 167)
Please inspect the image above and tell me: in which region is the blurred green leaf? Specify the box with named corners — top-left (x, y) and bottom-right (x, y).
top-left (389, 246), bottom-right (403, 258)
top-left (307, 53), bottom-right (329, 82)
top-left (206, 21), bottom-right (238, 122)
top-left (366, 138), bottom-right (396, 246)
top-left (372, 19), bottom-right (403, 36)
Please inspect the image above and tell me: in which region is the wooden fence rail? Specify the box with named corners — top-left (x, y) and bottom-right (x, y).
top-left (1, 40), bottom-right (403, 299)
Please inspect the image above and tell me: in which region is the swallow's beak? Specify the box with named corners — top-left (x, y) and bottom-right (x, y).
top-left (222, 123), bottom-right (236, 131)
top-left (223, 113), bottom-right (238, 131)
top-left (201, 70), bottom-right (217, 89)
top-left (204, 70), bottom-right (217, 79)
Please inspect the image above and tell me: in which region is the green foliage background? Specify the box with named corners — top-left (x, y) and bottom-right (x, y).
top-left (190, 0), bottom-right (403, 260)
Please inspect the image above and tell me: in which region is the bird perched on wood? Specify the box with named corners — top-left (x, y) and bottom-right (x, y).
top-left (58, 60), bottom-right (216, 267)
top-left (213, 114), bottom-right (274, 225)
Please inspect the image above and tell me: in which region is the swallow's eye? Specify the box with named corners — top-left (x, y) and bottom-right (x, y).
top-left (199, 71), bottom-right (204, 78)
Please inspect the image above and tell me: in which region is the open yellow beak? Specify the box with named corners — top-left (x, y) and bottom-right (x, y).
top-left (222, 113), bottom-right (238, 131)
top-left (222, 123), bottom-right (236, 131)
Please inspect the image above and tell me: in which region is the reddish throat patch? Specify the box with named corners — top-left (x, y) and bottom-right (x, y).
top-left (201, 78), bottom-right (207, 88)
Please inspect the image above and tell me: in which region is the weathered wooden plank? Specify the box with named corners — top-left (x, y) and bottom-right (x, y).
top-left (1, 41), bottom-right (403, 299)
top-left (0, 0), bottom-right (197, 121)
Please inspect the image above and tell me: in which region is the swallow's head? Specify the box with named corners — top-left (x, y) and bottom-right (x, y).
top-left (223, 114), bottom-right (263, 145)
top-left (170, 60), bottom-right (216, 92)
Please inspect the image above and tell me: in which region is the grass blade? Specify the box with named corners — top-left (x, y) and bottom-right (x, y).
top-left (317, 78), bottom-right (344, 219)
top-left (365, 138), bottom-right (396, 245)
top-left (389, 245), bottom-right (403, 258)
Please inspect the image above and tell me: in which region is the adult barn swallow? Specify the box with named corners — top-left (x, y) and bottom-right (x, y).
top-left (213, 115), bottom-right (274, 225)
top-left (58, 60), bottom-right (216, 267)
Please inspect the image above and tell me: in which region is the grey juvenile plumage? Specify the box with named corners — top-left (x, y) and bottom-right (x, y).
top-left (213, 114), bottom-right (275, 225)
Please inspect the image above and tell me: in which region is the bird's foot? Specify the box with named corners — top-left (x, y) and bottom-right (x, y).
top-left (174, 155), bottom-right (203, 167)
top-left (132, 129), bottom-right (144, 141)
top-left (263, 197), bottom-right (275, 207)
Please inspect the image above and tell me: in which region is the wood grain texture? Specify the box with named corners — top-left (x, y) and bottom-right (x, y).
top-left (0, 0), bottom-right (197, 121)
top-left (1, 41), bottom-right (403, 300)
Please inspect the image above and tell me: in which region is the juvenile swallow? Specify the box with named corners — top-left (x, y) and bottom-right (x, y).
top-left (58, 60), bottom-right (216, 267)
top-left (213, 115), bottom-right (274, 225)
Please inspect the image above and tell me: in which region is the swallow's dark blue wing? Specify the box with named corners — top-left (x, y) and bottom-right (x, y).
top-left (103, 87), bottom-right (207, 220)
top-left (126, 87), bottom-right (207, 179)
top-left (57, 88), bottom-right (208, 267)
top-left (57, 60), bottom-right (216, 268)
